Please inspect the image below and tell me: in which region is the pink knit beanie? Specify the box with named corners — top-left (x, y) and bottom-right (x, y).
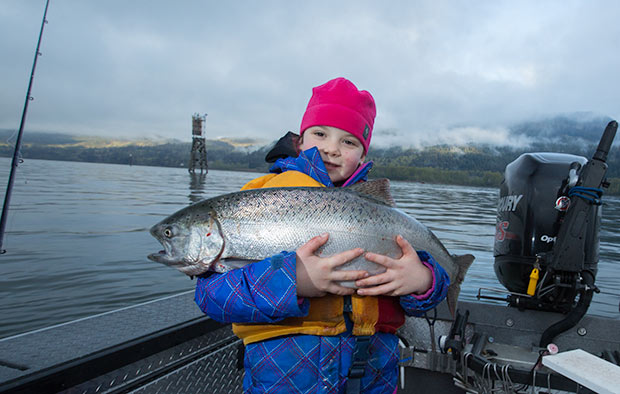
top-left (300, 77), bottom-right (376, 154)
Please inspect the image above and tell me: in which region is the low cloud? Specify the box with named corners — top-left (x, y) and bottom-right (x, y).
top-left (371, 126), bottom-right (533, 149)
top-left (1, 2), bottom-right (619, 145)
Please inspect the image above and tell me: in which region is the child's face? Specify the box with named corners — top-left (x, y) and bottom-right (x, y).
top-left (299, 126), bottom-right (365, 183)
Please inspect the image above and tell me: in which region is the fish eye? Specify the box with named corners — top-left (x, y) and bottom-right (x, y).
top-left (164, 227), bottom-right (173, 238)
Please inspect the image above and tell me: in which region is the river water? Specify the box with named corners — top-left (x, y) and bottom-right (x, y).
top-left (0, 158), bottom-right (618, 339)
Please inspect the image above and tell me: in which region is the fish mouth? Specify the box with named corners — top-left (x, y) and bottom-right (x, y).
top-left (148, 250), bottom-right (209, 276)
top-left (148, 235), bottom-right (213, 275)
top-left (147, 249), bottom-right (178, 264)
top-left (148, 224), bottom-right (180, 264)
top-left (147, 238), bottom-right (182, 265)
top-left (147, 223), bottom-right (214, 276)
top-left (147, 234), bottom-right (180, 265)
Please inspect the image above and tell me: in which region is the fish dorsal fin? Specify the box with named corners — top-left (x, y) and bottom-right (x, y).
top-left (347, 178), bottom-right (396, 207)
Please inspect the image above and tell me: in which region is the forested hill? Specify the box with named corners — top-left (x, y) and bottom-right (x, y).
top-left (1, 115), bottom-right (619, 194)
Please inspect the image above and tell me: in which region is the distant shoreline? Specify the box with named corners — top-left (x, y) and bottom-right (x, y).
top-left (1, 152), bottom-right (618, 196)
top-left (2, 120), bottom-right (619, 195)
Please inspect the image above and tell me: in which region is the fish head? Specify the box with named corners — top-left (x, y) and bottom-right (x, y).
top-left (147, 209), bottom-right (224, 276)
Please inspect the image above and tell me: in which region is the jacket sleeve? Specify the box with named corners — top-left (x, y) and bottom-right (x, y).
top-left (399, 251), bottom-right (450, 317)
top-left (194, 251), bottom-right (310, 323)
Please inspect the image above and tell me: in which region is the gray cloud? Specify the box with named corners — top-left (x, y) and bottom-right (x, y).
top-left (2, 1), bottom-right (619, 147)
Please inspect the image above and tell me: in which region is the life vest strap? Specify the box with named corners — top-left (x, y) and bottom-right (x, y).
top-left (346, 335), bottom-right (371, 393)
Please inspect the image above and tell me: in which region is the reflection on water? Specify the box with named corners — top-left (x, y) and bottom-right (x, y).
top-left (0, 159), bottom-right (261, 339)
top-left (188, 173), bottom-right (207, 204)
top-left (0, 158), bottom-right (618, 339)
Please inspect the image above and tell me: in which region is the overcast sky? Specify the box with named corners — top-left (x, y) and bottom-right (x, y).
top-left (1, 1), bottom-right (619, 148)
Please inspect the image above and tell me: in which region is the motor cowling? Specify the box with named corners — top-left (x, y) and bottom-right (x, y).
top-left (493, 152), bottom-right (602, 312)
top-left (492, 121), bottom-right (616, 347)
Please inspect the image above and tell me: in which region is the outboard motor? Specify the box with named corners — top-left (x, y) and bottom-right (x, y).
top-left (494, 152), bottom-right (590, 311)
top-left (493, 120), bottom-right (617, 346)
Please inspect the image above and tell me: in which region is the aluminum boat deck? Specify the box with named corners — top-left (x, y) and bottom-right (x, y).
top-left (1, 292), bottom-right (618, 393)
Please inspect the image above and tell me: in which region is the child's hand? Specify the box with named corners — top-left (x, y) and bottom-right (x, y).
top-left (355, 235), bottom-right (432, 297)
top-left (296, 233), bottom-right (368, 297)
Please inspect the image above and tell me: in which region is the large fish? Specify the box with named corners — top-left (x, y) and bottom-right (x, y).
top-left (148, 179), bottom-right (474, 315)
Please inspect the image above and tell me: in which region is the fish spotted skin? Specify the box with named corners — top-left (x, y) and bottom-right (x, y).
top-left (148, 179), bottom-right (474, 315)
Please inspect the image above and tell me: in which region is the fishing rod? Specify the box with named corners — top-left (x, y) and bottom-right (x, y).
top-left (0, 0), bottom-right (51, 254)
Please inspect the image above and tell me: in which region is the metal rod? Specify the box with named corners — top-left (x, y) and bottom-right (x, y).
top-left (0, 0), bottom-right (51, 254)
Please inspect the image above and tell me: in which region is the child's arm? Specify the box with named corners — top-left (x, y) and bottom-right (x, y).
top-left (354, 235), bottom-right (450, 315)
top-left (194, 252), bottom-right (309, 323)
top-left (398, 250), bottom-right (450, 316)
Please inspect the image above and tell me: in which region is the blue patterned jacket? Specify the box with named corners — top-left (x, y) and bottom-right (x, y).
top-left (195, 148), bottom-right (450, 393)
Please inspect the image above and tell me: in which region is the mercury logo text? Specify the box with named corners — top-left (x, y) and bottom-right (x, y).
top-left (497, 195), bottom-right (523, 212)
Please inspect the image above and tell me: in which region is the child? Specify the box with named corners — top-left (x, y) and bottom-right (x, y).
top-left (195, 77), bottom-right (449, 394)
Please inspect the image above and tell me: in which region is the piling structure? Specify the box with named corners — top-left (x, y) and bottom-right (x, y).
top-left (188, 113), bottom-right (208, 173)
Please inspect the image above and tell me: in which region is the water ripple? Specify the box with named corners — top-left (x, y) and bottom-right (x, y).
top-left (0, 158), bottom-right (618, 339)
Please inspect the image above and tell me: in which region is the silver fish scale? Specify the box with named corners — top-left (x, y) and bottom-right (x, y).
top-left (206, 187), bottom-right (454, 277)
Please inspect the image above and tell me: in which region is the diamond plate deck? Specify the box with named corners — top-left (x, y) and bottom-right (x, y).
top-left (0, 291), bottom-right (241, 394)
